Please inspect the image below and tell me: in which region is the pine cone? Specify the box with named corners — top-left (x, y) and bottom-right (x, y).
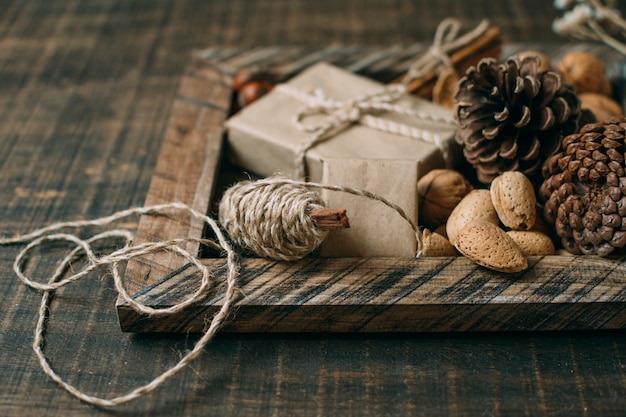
top-left (539, 117), bottom-right (626, 256)
top-left (455, 55), bottom-right (582, 185)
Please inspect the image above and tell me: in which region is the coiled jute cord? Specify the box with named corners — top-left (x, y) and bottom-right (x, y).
top-left (1, 177), bottom-right (422, 408)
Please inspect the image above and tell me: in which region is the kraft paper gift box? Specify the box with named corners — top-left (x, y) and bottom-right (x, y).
top-left (225, 61), bottom-right (459, 257)
top-left (319, 158), bottom-right (420, 258)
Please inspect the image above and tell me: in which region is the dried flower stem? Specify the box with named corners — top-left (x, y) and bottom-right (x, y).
top-left (553, 0), bottom-right (626, 55)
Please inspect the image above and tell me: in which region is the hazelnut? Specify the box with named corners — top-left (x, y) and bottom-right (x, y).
top-left (417, 169), bottom-right (473, 229)
top-left (237, 80), bottom-right (273, 107)
top-left (579, 92), bottom-right (624, 122)
top-left (557, 51), bottom-right (612, 96)
top-left (516, 50), bottom-right (552, 72)
top-left (233, 68), bottom-right (273, 91)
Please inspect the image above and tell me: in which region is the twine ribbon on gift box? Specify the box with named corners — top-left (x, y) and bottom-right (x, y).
top-left (275, 81), bottom-right (457, 180)
top-left (0, 177), bottom-right (422, 408)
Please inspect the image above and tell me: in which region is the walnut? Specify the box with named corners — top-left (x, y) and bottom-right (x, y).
top-left (579, 92), bottom-right (624, 122)
top-left (557, 51), bottom-right (613, 96)
top-left (417, 169), bottom-right (473, 229)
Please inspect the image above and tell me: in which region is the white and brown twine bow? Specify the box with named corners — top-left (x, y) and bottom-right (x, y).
top-left (275, 81), bottom-right (456, 180)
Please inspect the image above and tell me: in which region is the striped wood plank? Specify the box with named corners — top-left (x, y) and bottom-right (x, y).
top-left (117, 45), bottom-right (626, 333)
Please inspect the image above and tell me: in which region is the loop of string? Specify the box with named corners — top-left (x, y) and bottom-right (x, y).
top-left (2, 202), bottom-right (239, 407)
top-left (3, 177), bottom-right (422, 407)
top-left (402, 18), bottom-right (490, 85)
top-left (275, 82), bottom-right (456, 180)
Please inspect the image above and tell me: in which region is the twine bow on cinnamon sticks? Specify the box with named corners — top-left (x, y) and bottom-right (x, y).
top-left (398, 18), bottom-right (503, 102)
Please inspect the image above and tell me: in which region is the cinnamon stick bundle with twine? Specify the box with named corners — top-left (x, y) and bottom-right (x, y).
top-left (397, 18), bottom-right (503, 105)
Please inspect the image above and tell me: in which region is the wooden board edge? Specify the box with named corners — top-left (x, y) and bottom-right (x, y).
top-left (117, 255), bottom-right (626, 333)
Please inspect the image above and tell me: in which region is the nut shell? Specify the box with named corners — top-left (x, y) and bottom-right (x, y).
top-left (490, 171), bottom-right (537, 230)
top-left (421, 229), bottom-right (458, 257)
top-left (454, 220), bottom-right (528, 272)
top-left (507, 230), bottom-right (556, 256)
top-left (557, 52), bottom-right (612, 96)
top-left (579, 92), bottom-right (624, 122)
top-left (446, 189), bottom-right (499, 244)
top-left (417, 169), bottom-right (473, 229)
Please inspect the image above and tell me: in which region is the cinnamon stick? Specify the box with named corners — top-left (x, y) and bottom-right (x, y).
top-left (310, 208), bottom-right (350, 230)
top-left (398, 26), bottom-right (503, 100)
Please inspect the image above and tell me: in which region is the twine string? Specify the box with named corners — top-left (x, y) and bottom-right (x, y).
top-left (4, 178), bottom-right (422, 407)
top-left (3, 202), bottom-right (239, 407)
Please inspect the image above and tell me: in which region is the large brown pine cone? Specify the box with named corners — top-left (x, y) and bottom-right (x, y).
top-left (539, 117), bottom-right (626, 256)
top-left (455, 55), bottom-right (582, 185)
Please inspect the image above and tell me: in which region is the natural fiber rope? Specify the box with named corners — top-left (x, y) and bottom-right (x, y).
top-left (219, 179), bottom-right (329, 261)
top-left (219, 177), bottom-right (423, 259)
top-left (1, 202), bottom-right (239, 407)
top-left (3, 178), bottom-right (422, 407)
top-left (275, 80), bottom-right (456, 180)
top-left (402, 18), bottom-right (491, 85)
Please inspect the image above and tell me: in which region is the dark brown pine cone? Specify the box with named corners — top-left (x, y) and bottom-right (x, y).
top-left (455, 55), bottom-right (582, 186)
top-left (539, 117), bottom-right (626, 256)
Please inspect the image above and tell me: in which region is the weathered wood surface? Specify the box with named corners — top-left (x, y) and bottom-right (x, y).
top-left (118, 45), bottom-right (626, 333)
top-left (3, 1), bottom-right (626, 416)
top-left (119, 256), bottom-right (626, 333)
top-left (122, 56), bottom-right (232, 294)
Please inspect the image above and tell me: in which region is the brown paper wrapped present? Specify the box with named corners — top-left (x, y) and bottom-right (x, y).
top-left (225, 62), bottom-right (459, 182)
top-left (225, 62), bottom-right (459, 257)
top-left (319, 158), bottom-right (420, 258)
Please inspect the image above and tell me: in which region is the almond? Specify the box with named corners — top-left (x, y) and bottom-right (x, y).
top-left (421, 229), bottom-right (458, 257)
top-left (490, 171), bottom-right (536, 230)
top-left (454, 220), bottom-right (528, 273)
top-left (446, 189), bottom-right (498, 244)
top-left (506, 230), bottom-right (555, 256)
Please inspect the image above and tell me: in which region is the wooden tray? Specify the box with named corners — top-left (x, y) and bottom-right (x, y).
top-left (116, 45), bottom-right (626, 333)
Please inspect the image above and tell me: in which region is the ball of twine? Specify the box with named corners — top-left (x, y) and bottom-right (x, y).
top-left (219, 178), bottom-right (329, 261)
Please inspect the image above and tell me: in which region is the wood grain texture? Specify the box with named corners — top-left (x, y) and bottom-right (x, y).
top-left (122, 56), bottom-right (232, 294)
top-left (3, 1), bottom-right (626, 416)
top-left (118, 45), bottom-right (626, 333)
top-left (119, 256), bottom-right (626, 333)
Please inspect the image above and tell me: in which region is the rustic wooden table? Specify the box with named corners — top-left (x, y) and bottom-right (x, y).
top-left (2, 1), bottom-right (626, 416)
